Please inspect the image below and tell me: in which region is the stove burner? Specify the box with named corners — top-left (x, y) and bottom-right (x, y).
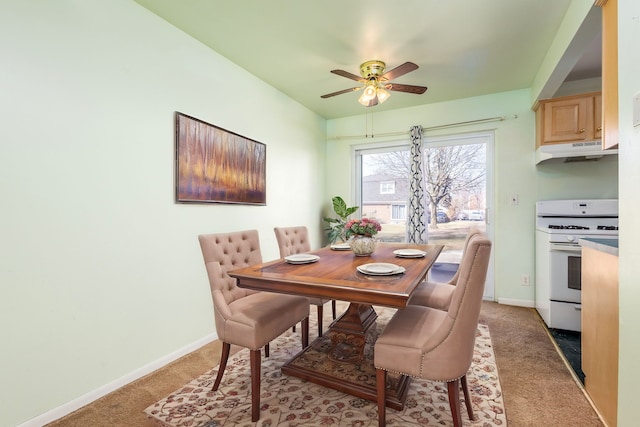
top-left (548, 225), bottom-right (590, 230)
top-left (597, 225), bottom-right (619, 230)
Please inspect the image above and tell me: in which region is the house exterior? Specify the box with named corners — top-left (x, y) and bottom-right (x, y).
top-left (361, 174), bottom-right (410, 224)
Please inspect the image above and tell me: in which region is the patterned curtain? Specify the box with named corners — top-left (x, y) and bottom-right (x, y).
top-left (406, 125), bottom-right (428, 244)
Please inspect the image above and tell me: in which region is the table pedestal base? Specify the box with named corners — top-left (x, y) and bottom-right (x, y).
top-left (327, 302), bottom-right (378, 363)
top-left (281, 304), bottom-right (410, 410)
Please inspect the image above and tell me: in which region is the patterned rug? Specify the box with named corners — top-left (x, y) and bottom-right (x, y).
top-left (144, 306), bottom-right (505, 426)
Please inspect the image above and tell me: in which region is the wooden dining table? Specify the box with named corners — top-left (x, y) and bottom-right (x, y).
top-left (228, 242), bottom-right (443, 409)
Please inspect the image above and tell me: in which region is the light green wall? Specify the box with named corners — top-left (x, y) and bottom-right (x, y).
top-left (326, 89), bottom-right (617, 306)
top-left (530, 0), bottom-right (595, 103)
top-left (616, 0), bottom-right (640, 424)
top-left (1, 0), bottom-right (631, 425)
top-left (0, 1), bottom-right (326, 426)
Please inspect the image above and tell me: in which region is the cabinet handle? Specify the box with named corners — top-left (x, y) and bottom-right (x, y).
top-left (579, 128), bottom-right (586, 133)
top-left (597, 126), bottom-right (602, 131)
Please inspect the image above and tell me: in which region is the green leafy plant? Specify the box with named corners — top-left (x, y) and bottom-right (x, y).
top-left (323, 196), bottom-right (359, 243)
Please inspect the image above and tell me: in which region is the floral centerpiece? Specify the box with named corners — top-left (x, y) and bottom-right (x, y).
top-left (344, 218), bottom-right (382, 237)
top-left (345, 218), bottom-right (381, 256)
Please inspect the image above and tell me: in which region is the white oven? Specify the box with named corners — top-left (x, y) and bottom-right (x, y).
top-left (548, 240), bottom-right (583, 302)
top-left (535, 199), bottom-right (618, 332)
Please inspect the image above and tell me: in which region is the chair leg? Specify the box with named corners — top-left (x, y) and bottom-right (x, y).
top-left (317, 305), bottom-right (324, 337)
top-left (461, 375), bottom-right (475, 420)
top-left (212, 342), bottom-right (231, 391)
top-left (332, 300), bottom-right (337, 319)
top-left (264, 343), bottom-right (269, 358)
top-left (250, 349), bottom-right (261, 422)
top-left (447, 379), bottom-right (463, 427)
top-left (301, 317), bottom-right (309, 348)
top-left (376, 368), bottom-right (387, 427)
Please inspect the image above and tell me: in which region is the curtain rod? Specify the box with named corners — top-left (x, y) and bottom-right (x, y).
top-left (328, 115), bottom-right (512, 141)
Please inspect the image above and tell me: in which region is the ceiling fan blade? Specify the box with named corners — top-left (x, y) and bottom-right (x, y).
top-left (330, 69), bottom-right (363, 82)
top-left (381, 62), bottom-right (418, 81)
top-left (385, 83), bottom-right (428, 95)
top-left (320, 87), bottom-right (361, 98)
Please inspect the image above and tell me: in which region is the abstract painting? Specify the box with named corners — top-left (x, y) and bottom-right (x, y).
top-left (175, 112), bottom-right (266, 205)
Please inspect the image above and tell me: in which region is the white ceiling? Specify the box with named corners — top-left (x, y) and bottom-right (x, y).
top-left (134, 0), bottom-right (602, 120)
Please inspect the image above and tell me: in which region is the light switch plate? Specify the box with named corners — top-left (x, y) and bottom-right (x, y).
top-left (634, 91), bottom-right (640, 127)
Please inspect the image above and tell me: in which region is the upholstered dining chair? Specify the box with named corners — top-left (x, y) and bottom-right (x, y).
top-left (274, 226), bottom-right (337, 337)
top-left (408, 225), bottom-right (483, 310)
top-left (198, 230), bottom-right (310, 422)
top-left (374, 233), bottom-right (492, 427)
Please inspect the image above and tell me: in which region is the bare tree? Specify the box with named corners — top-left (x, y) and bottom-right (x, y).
top-left (363, 150), bottom-right (410, 178)
top-left (424, 144), bottom-right (484, 228)
top-left (364, 143), bottom-right (485, 229)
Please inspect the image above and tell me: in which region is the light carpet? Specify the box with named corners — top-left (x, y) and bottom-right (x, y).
top-left (144, 306), bottom-right (505, 426)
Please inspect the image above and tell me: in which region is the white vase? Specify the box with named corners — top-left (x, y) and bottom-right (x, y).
top-left (349, 235), bottom-right (376, 256)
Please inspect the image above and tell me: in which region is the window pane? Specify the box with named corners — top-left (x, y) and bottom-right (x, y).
top-left (380, 181), bottom-right (395, 194)
top-left (356, 138), bottom-right (487, 249)
top-left (391, 204), bottom-right (406, 220)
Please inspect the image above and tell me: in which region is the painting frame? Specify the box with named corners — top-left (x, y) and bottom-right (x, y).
top-left (175, 112), bottom-right (267, 205)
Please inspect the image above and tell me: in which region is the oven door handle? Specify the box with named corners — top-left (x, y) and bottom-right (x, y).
top-left (549, 243), bottom-right (582, 253)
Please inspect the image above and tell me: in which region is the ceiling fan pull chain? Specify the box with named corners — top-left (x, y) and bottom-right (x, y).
top-left (370, 112), bottom-right (374, 138)
top-left (364, 111), bottom-right (374, 138)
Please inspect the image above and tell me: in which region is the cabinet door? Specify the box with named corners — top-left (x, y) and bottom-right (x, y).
top-left (601, 0), bottom-right (618, 149)
top-left (543, 97), bottom-right (589, 144)
top-left (594, 93), bottom-right (602, 140)
top-left (581, 246), bottom-right (618, 427)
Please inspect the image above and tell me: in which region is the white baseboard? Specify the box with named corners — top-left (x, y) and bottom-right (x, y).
top-left (17, 333), bottom-right (217, 427)
top-left (496, 298), bottom-right (535, 308)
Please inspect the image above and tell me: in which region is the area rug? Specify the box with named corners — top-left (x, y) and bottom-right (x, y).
top-left (144, 306), bottom-right (505, 426)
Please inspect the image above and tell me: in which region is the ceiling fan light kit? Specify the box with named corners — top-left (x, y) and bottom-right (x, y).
top-left (322, 60), bottom-right (428, 108)
top-left (358, 83), bottom-right (380, 106)
top-left (377, 87), bottom-right (390, 103)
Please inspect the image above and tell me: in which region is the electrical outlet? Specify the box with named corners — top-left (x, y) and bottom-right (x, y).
top-left (521, 274), bottom-right (530, 286)
top-left (510, 194), bottom-right (519, 205)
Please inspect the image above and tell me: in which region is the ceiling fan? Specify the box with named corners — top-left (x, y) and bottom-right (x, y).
top-left (320, 60), bottom-right (428, 107)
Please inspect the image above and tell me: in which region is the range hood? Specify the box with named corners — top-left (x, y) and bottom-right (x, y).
top-left (535, 141), bottom-right (618, 164)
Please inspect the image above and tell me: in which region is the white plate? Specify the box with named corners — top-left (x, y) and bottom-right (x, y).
top-left (284, 254), bottom-right (320, 264)
top-left (330, 243), bottom-right (351, 251)
top-left (357, 263), bottom-right (406, 275)
top-left (393, 248), bottom-right (427, 258)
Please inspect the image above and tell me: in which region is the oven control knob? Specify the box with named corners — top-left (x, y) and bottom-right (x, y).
top-left (566, 236), bottom-right (576, 242)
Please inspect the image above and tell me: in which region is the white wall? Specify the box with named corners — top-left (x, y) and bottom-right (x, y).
top-left (0, 1), bottom-right (326, 426)
top-left (616, 0), bottom-right (640, 424)
top-left (326, 89), bottom-right (617, 306)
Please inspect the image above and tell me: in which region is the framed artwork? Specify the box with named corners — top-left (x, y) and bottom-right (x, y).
top-left (175, 112), bottom-right (266, 205)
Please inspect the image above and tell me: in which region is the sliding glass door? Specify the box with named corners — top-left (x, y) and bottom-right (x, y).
top-left (354, 131), bottom-right (494, 298)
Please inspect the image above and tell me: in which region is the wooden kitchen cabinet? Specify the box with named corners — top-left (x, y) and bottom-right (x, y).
top-left (534, 92), bottom-right (602, 148)
top-left (581, 243), bottom-right (618, 427)
top-left (598, 0), bottom-right (618, 149)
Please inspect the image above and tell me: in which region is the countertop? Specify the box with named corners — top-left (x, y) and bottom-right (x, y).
top-left (578, 238), bottom-right (619, 257)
